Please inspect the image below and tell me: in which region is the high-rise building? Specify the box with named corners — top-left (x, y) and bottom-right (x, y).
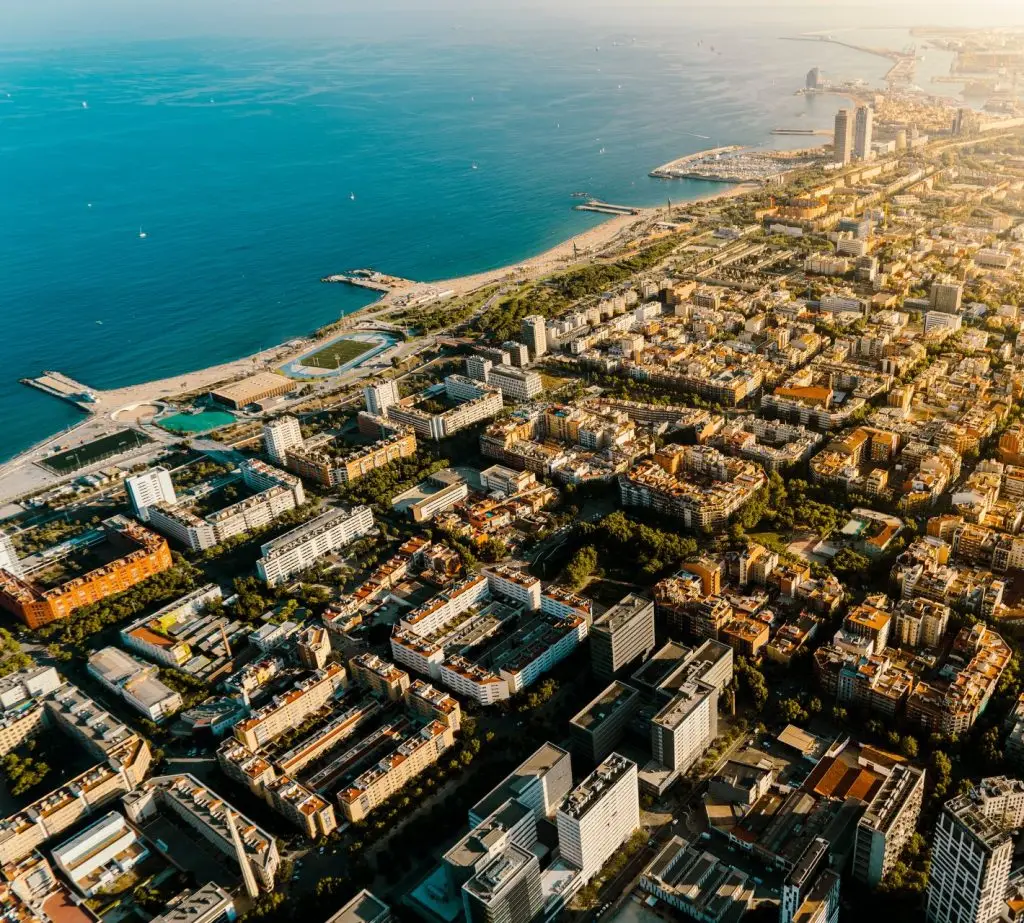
top-left (590, 594), bottom-right (656, 680)
top-left (462, 844), bottom-right (543, 923)
top-left (125, 467), bottom-right (177, 522)
top-left (470, 743), bottom-right (572, 828)
top-left (930, 281), bottom-right (963, 315)
top-left (363, 380), bottom-right (401, 417)
top-left (781, 838), bottom-right (831, 923)
top-left (853, 764), bottom-right (926, 888)
top-left (0, 531), bottom-right (22, 579)
top-left (833, 109), bottom-right (853, 165)
top-left (520, 316), bottom-right (548, 360)
top-left (650, 679), bottom-right (717, 774)
top-left (263, 415), bottom-right (303, 464)
top-left (806, 67), bottom-right (822, 90)
top-left (557, 753), bottom-right (639, 883)
top-left (926, 777), bottom-right (1024, 923)
top-left (854, 105), bottom-right (874, 161)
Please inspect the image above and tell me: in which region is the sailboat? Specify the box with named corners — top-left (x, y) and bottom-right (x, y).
top-left (350, 192), bottom-right (356, 201)
top-left (138, 226), bottom-right (147, 239)
top-left (471, 162), bottom-right (478, 170)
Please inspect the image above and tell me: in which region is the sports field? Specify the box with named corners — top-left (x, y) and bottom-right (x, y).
top-left (303, 337), bottom-right (375, 369)
top-left (42, 429), bottom-right (152, 474)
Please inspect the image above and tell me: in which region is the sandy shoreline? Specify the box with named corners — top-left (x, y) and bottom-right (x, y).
top-left (0, 177), bottom-right (762, 484)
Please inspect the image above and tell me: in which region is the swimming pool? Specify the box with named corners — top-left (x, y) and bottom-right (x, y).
top-left (158, 410), bottom-right (237, 434)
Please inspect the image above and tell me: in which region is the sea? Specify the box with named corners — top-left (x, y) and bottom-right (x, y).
top-left (0, 6), bottom-right (996, 461)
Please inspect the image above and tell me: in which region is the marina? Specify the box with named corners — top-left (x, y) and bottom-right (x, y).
top-left (650, 145), bottom-right (823, 185)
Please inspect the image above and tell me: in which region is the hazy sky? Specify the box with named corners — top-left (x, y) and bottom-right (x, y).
top-left (6, 0), bottom-right (1024, 45)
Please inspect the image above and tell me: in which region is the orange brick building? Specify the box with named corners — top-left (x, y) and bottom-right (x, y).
top-left (0, 521), bottom-right (172, 629)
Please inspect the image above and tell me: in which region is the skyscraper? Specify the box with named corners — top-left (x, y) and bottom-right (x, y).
top-left (556, 753), bottom-right (639, 883)
top-left (125, 467), bottom-right (177, 522)
top-left (462, 844), bottom-right (543, 923)
top-left (263, 415), bottom-right (303, 464)
top-left (926, 777), bottom-right (1024, 923)
top-left (590, 593), bottom-right (656, 680)
top-left (930, 281), bottom-right (964, 315)
top-left (363, 380), bottom-right (401, 417)
top-left (833, 109), bottom-right (853, 166)
top-left (519, 316), bottom-right (547, 360)
top-left (854, 105), bottom-right (874, 161)
top-left (806, 67), bottom-right (822, 90)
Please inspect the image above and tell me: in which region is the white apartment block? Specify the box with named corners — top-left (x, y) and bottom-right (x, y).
top-left (485, 566), bottom-right (542, 611)
top-left (926, 777), bottom-right (1024, 923)
top-left (263, 416), bottom-right (303, 464)
top-left (557, 753), bottom-right (639, 883)
top-left (521, 316), bottom-right (548, 359)
top-left (364, 380), bottom-right (401, 417)
top-left (487, 367), bottom-right (543, 403)
top-left (650, 679), bottom-right (717, 774)
top-left (256, 505), bottom-right (374, 586)
top-left (852, 764), bottom-right (925, 888)
top-left (126, 467), bottom-right (177, 521)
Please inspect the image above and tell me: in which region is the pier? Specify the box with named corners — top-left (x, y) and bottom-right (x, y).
top-left (320, 269), bottom-right (416, 292)
top-left (573, 200), bottom-right (641, 216)
top-left (772, 128), bottom-right (832, 136)
top-left (21, 372), bottom-right (98, 412)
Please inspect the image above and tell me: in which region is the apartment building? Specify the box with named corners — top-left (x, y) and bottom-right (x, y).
top-left (590, 594), bottom-right (656, 680)
top-left (852, 764), bottom-right (925, 888)
top-left (650, 679), bottom-right (717, 775)
top-left (125, 467), bottom-right (176, 521)
top-left (487, 367), bottom-right (544, 403)
top-left (570, 682), bottom-right (642, 766)
top-left (233, 663), bottom-right (347, 750)
top-left (557, 753), bottom-right (640, 883)
top-left (256, 505), bottom-right (374, 586)
top-left (263, 416), bottom-right (303, 465)
top-left (469, 742), bottom-right (572, 828)
top-left (350, 652), bottom-right (411, 701)
top-left (926, 778), bottom-right (1024, 923)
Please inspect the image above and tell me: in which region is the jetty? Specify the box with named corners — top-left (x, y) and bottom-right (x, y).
top-left (573, 200), bottom-right (641, 216)
top-left (772, 128), bottom-right (832, 136)
top-left (320, 269), bottom-right (416, 292)
top-left (21, 372), bottom-right (99, 412)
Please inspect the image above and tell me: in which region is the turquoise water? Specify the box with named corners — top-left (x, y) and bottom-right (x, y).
top-left (159, 411), bottom-right (237, 434)
top-left (0, 11), bottom-right (962, 460)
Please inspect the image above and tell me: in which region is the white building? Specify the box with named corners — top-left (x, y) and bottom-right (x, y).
top-left (557, 753), bottom-right (639, 883)
top-left (462, 843), bottom-right (543, 923)
top-left (926, 777), bottom-right (1024, 923)
top-left (521, 316), bottom-right (548, 359)
top-left (51, 811), bottom-right (148, 897)
top-left (650, 679), bottom-right (717, 774)
top-left (364, 381), bottom-right (401, 417)
top-left (256, 505), bottom-right (374, 587)
top-left (150, 884), bottom-right (236, 923)
top-left (87, 647), bottom-right (183, 722)
top-left (0, 531), bottom-right (22, 579)
top-left (126, 467), bottom-right (177, 522)
top-left (925, 311), bottom-right (963, 336)
top-left (487, 367), bottom-right (543, 403)
top-left (485, 566), bottom-right (542, 611)
top-left (852, 764), bottom-right (925, 888)
top-left (263, 416), bottom-right (303, 464)
top-left (834, 109), bottom-right (853, 165)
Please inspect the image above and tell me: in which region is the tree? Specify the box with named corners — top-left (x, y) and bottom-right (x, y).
top-left (564, 545), bottom-right (598, 590)
top-left (777, 698), bottom-right (808, 724)
top-left (900, 735), bottom-right (919, 759)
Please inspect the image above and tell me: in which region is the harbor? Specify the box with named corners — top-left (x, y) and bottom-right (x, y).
top-left (650, 145), bottom-right (824, 185)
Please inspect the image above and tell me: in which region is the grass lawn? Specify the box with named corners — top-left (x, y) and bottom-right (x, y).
top-left (42, 430), bottom-right (152, 474)
top-left (304, 337), bottom-right (374, 370)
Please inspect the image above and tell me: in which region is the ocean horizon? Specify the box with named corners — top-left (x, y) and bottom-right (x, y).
top-left (0, 12), bottom-right (963, 461)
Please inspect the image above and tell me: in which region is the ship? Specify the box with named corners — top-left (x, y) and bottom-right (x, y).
top-left (570, 191), bottom-right (590, 198)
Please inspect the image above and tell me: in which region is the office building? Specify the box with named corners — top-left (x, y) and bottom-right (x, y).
top-left (926, 777), bottom-right (1024, 923)
top-left (853, 764), bottom-right (925, 888)
top-left (462, 843), bottom-right (543, 923)
top-left (651, 679), bottom-right (717, 774)
top-left (557, 753), bottom-right (639, 883)
top-left (87, 647), bottom-right (183, 723)
top-left (590, 594), bottom-right (656, 680)
top-left (930, 281), bottom-right (964, 315)
top-left (256, 505), bottom-right (374, 586)
top-left (0, 531), bottom-right (22, 579)
top-left (520, 316), bottom-right (548, 359)
top-left (487, 367), bottom-right (543, 403)
top-left (326, 891), bottom-right (392, 923)
top-left (125, 467), bottom-right (177, 522)
top-left (854, 105), bottom-right (874, 161)
top-left (364, 380), bottom-right (401, 417)
top-left (51, 811), bottom-right (148, 897)
top-left (263, 416), bottom-right (303, 464)
top-left (833, 109), bottom-right (853, 165)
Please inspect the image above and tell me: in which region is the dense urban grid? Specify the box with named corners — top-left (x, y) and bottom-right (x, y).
top-left (7, 31), bottom-right (1024, 923)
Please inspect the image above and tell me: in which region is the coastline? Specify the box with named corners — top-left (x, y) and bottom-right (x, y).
top-left (0, 178), bottom-right (763, 491)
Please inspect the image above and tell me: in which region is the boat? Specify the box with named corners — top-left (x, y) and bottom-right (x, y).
top-left (570, 192), bottom-right (590, 198)
top-left (138, 226), bottom-right (147, 239)
top-left (598, 147), bottom-right (606, 154)
top-left (471, 162), bottom-right (478, 170)
top-left (350, 192), bottom-right (356, 201)
top-left (81, 101), bottom-right (88, 109)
